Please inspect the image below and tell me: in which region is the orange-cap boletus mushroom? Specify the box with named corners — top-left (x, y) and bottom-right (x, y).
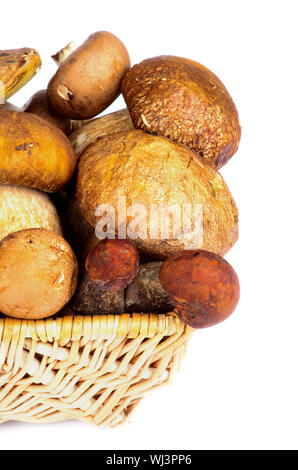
top-left (159, 250), bottom-right (240, 328)
top-left (85, 238), bottom-right (139, 291)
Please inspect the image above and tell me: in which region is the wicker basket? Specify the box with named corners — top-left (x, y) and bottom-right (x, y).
top-left (0, 312), bottom-right (194, 426)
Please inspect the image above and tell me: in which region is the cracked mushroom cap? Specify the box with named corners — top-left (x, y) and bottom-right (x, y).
top-left (0, 109), bottom-right (77, 192)
top-left (121, 55), bottom-right (241, 169)
top-left (77, 129), bottom-right (238, 259)
top-left (0, 228), bottom-right (78, 319)
top-left (47, 31), bottom-right (130, 119)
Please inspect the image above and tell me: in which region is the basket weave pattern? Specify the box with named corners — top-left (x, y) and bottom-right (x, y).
top-left (0, 313), bottom-right (193, 426)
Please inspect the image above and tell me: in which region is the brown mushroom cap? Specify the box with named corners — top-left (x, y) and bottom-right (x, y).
top-left (159, 250), bottom-right (240, 328)
top-left (0, 48), bottom-right (41, 102)
top-left (23, 89), bottom-right (72, 135)
top-left (85, 239), bottom-right (139, 291)
top-left (122, 55), bottom-right (241, 169)
top-left (47, 31), bottom-right (131, 119)
top-left (0, 228), bottom-right (78, 319)
top-left (0, 184), bottom-right (62, 241)
top-left (0, 109), bottom-right (77, 192)
top-left (77, 129), bottom-right (238, 259)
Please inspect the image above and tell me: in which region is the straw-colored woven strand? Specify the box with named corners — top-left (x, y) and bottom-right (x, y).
top-left (0, 313), bottom-right (194, 426)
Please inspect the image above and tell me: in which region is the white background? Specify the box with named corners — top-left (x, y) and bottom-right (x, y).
top-left (1, 0), bottom-right (298, 450)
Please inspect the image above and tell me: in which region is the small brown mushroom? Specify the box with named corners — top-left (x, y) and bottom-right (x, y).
top-left (0, 228), bottom-right (79, 319)
top-left (71, 271), bottom-right (124, 315)
top-left (159, 250), bottom-right (240, 328)
top-left (125, 262), bottom-right (174, 313)
top-left (23, 90), bottom-right (72, 135)
top-left (85, 239), bottom-right (139, 291)
top-left (47, 31), bottom-right (130, 119)
top-left (122, 55), bottom-right (241, 169)
top-left (50, 42), bottom-right (92, 132)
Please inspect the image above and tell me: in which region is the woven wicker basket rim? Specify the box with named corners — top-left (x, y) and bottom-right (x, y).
top-left (0, 312), bottom-right (192, 346)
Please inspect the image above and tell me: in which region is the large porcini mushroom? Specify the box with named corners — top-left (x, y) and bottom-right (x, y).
top-left (23, 89), bottom-right (72, 135)
top-left (0, 109), bottom-right (76, 192)
top-left (0, 184), bottom-right (62, 241)
top-left (0, 228), bottom-right (78, 319)
top-left (159, 250), bottom-right (240, 328)
top-left (47, 31), bottom-right (130, 119)
top-left (122, 55), bottom-right (241, 169)
top-left (77, 129), bottom-right (238, 260)
top-left (0, 48), bottom-right (41, 103)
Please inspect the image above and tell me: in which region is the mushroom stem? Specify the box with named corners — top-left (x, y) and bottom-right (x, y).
top-left (71, 270), bottom-right (125, 315)
top-left (69, 109), bottom-right (133, 156)
top-left (125, 262), bottom-right (174, 313)
top-left (0, 102), bottom-right (22, 112)
top-left (51, 41), bottom-right (79, 66)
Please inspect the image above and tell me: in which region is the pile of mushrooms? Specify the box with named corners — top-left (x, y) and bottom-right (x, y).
top-left (0, 31), bottom-right (240, 329)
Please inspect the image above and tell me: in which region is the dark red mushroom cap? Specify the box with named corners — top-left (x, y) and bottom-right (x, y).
top-left (159, 250), bottom-right (240, 328)
top-left (85, 238), bottom-right (139, 291)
